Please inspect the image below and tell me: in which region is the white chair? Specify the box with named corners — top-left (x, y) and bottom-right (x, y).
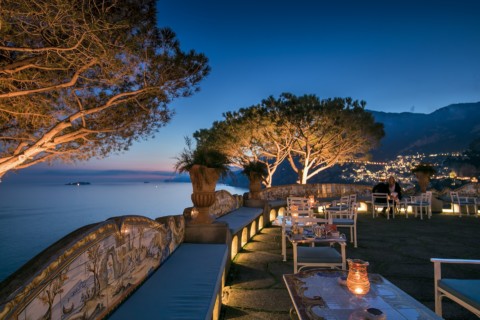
top-left (450, 192), bottom-right (478, 217)
top-left (372, 193), bottom-right (391, 219)
top-left (328, 202), bottom-right (358, 248)
top-left (287, 196), bottom-right (313, 218)
top-left (281, 216), bottom-right (328, 262)
top-left (410, 191), bottom-right (432, 220)
top-left (294, 242), bottom-right (346, 273)
top-left (431, 258), bottom-right (480, 317)
top-left (399, 196), bottom-right (412, 218)
top-left (325, 194), bottom-right (356, 217)
top-left (290, 216), bottom-right (345, 273)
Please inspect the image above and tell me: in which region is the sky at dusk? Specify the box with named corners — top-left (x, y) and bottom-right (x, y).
top-left (4, 0), bottom-right (480, 182)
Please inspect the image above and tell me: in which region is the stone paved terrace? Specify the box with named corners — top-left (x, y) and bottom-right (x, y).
top-left (220, 212), bottom-right (480, 320)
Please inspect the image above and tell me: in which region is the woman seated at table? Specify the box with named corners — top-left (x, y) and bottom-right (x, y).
top-left (387, 176), bottom-right (402, 202)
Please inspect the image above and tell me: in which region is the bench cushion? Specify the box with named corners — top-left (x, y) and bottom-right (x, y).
top-left (332, 218), bottom-right (354, 225)
top-left (216, 206), bottom-right (263, 235)
top-left (297, 246), bottom-right (342, 263)
top-left (268, 199), bottom-right (287, 208)
top-left (439, 279), bottom-right (480, 311)
top-left (109, 243), bottom-right (228, 320)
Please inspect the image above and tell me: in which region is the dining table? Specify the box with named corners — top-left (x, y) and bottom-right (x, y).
top-left (283, 269), bottom-right (442, 320)
top-left (286, 228), bottom-right (347, 272)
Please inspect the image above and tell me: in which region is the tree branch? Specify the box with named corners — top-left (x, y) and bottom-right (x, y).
top-left (0, 59), bottom-right (98, 99)
top-left (0, 33), bottom-right (87, 53)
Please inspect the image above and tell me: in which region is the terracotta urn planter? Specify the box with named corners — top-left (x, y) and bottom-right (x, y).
top-left (411, 163), bottom-right (436, 194)
top-left (248, 174), bottom-right (262, 200)
top-left (189, 164), bottom-right (221, 224)
top-left (415, 172), bottom-right (430, 193)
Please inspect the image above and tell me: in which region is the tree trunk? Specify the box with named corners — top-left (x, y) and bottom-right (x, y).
top-left (189, 165), bottom-right (220, 224)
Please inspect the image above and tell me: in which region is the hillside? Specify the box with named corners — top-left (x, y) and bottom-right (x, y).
top-left (370, 102), bottom-right (480, 160)
top-left (220, 102), bottom-right (480, 187)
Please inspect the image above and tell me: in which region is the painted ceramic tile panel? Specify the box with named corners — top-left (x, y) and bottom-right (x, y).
top-left (1, 215), bottom-right (185, 320)
top-left (209, 190), bottom-right (239, 218)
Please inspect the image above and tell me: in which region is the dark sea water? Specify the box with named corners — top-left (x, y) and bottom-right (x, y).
top-left (0, 182), bottom-right (247, 282)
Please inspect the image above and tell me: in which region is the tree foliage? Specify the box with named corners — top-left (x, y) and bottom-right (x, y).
top-left (411, 163), bottom-right (436, 177)
top-left (193, 105), bottom-right (293, 187)
top-left (0, 0), bottom-right (210, 179)
top-left (174, 137), bottom-right (230, 178)
top-left (194, 93), bottom-right (384, 185)
top-left (265, 93), bottom-right (385, 184)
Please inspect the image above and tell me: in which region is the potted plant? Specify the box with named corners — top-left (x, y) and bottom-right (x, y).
top-left (241, 161), bottom-right (268, 200)
top-left (174, 138), bottom-right (230, 224)
top-left (411, 163), bottom-right (436, 193)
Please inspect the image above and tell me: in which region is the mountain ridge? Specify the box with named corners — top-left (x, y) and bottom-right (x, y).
top-left (369, 102), bottom-right (480, 160)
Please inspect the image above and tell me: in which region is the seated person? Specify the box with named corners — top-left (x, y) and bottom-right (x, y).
top-left (372, 179), bottom-right (389, 195)
top-left (387, 176), bottom-right (402, 202)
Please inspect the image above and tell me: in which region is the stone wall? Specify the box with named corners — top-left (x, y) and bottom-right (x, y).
top-left (257, 183), bottom-right (372, 200)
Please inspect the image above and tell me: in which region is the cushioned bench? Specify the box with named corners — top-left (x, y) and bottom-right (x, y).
top-left (216, 206), bottom-right (263, 235)
top-left (267, 199), bottom-right (287, 208)
top-left (109, 243), bottom-right (228, 320)
top-left (431, 258), bottom-right (480, 318)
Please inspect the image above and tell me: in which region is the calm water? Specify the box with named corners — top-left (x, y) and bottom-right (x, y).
top-left (0, 182), bottom-right (247, 281)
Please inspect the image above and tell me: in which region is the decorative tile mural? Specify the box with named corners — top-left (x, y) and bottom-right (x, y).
top-left (209, 190), bottom-right (242, 218)
top-left (0, 215), bottom-right (185, 320)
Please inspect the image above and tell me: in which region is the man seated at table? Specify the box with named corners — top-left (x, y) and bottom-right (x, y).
top-left (372, 178), bottom-right (389, 195)
top-left (386, 176), bottom-right (403, 215)
top-left (373, 178), bottom-right (389, 215)
top-left (373, 176), bottom-right (402, 215)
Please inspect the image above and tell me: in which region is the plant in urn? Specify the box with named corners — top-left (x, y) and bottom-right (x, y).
top-left (241, 161), bottom-right (267, 200)
top-left (175, 137), bottom-right (230, 224)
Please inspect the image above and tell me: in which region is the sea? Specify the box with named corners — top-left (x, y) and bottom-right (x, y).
top-left (0, 181), bottom-right (247, 282)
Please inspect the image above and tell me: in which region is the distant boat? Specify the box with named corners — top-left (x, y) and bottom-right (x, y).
top-left (144, 181), bottom-right (150, 183)
top-left (65, 182), bottom-right (91, 186)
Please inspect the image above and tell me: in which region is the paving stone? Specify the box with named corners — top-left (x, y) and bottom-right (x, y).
top-left (221, 306), bottom-right (290, 320)
top-left (223, 287), bottom-right (292, 312)
top-left (234, 250), bottom-right (281, 265)
top-left (228, 263), bottom-right (276, 289)
top-left (244, 240), bottom-right (280, 252)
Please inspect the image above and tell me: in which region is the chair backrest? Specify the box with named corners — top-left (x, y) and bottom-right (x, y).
top-left (287, 196), bottom-right (311, 217)
top-left (349, 194), bottom-right (357, 203)
top-left (415, 192), bottom-right (432, 205)
top-left (291, 216), bottom-right (330, 225)
top-left (347, 202), bottom-right (358, 221)
top-left (332, 195), bottom-right (350, 209)
top-left (372, 193), bottom-right (388, 204)
top-left (450, 191), bottom-right (459, 204)
top-left (425, 191), bottom-right (432, 204)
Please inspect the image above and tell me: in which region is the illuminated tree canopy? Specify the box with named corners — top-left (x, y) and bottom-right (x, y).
top-left (0, 0), bottom-right (210, 179)
top-left (195, 93), bottom-right (384, 185)
top-left (194, 105), bottom-right (293, 187)
top-left (268, 93), bottom-right (385, 184)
